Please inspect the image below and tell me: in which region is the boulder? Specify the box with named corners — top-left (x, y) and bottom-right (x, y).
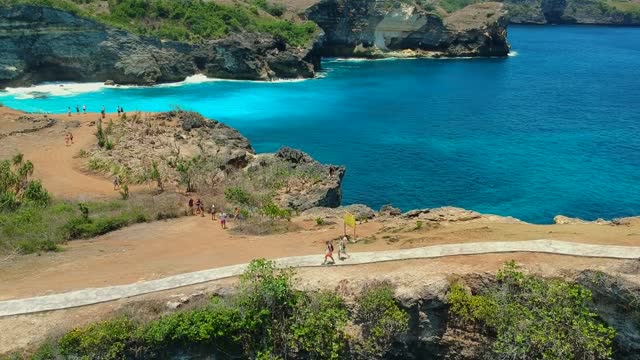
top-left (402, 207), bottom-right (482, 222)
top-left (379, 204), bottom-right (402, 216)
top-left (553, 215), bottom-right (611, 225)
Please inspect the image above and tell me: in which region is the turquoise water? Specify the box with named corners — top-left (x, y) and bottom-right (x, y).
top-left (2, 25), bottom-right (639, 223)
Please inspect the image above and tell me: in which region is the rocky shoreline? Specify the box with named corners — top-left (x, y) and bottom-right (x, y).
top-left (0, 1), bottom-right (510, 88)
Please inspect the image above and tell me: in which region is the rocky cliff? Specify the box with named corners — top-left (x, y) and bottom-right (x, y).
top-left (503, 0), bottom-right (640, 25)
top-left (0, 1), bottom-right (512, 88)
top-left (306, 0), bottom-right (510, 58)
top-left (0, 5), bottom-right (319, 88)
top-left (83, 110), bottom-right (344, 211)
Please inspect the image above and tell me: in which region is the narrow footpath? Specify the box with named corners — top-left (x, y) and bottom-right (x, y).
top-left (2, 239), bottom-right (640, 317)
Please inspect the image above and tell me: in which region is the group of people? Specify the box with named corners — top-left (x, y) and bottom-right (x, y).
top-left (67, 105), bottom-right (87, 116)
top-left (116, 106), bottom-right (125, 116)
top-left (188, 198), bottom-right (240, 230)
top-left (66, 104), bottom-right (115, 119)
top-left (323, 236), bottom-right (351, 265)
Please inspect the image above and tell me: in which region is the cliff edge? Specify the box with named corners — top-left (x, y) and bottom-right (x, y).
top-left (307, 1), bottom-right (510, 58)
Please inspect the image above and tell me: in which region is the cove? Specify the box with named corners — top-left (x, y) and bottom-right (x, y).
top-left (1, 25), bottom-right (639, 224)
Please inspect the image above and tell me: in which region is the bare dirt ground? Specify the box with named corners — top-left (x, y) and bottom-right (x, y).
top-left (1, 107), bottom-right (640, 354)
top-left (0, 108), bottom-right (124, 200)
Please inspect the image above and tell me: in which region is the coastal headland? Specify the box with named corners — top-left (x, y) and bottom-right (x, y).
top-left (1, 106), bottom-right (640, 358)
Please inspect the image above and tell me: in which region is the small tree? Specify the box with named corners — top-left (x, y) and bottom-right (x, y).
top-left (176, 157), bottom-right (197, 193)
top-left (149, 161), bottom-right (163, 192)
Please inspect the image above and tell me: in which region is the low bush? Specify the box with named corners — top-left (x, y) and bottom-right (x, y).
top-left (58, 317), bottom-right (135, 360)
top-left (0, 194), bottom-right (183, 255)
top-left (448, 261), bottom-right (616, 360)
top-left (33, 259), bottom-right (398, 359)
top-left (354, 282), bottom-right (410, 358)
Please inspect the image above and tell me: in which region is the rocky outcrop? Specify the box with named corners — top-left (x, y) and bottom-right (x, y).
top-left (300, 204), bottom-right (377, 221)
top-left (402, 206), bottom-right (523, 223)
top-left (0, 5), bottom-right (319, 88)
top-left (504, 0), bottom-right (640, 25)
top-left (306, 1), bottom-right (510, 58)
top-left (553, 215), bottom-right (611, 225)
top-left (270, 147), bottom-right (345, 210)
top-left (83, 112), bottom-right (343, 212)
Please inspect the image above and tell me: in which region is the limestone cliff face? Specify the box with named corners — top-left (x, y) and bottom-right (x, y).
top-left (0, 5), bottom-right (318, 87)
top-left (306, 1), bottom-right (510, 58)
top-left (504, 0), bottom-right (640, 25)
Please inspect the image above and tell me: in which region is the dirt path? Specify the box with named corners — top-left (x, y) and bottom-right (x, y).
top-left (0, 109), bottom-right (124, 200)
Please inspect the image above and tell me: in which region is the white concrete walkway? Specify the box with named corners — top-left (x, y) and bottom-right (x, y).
top-left (2, 239), bottom-right (639, 317)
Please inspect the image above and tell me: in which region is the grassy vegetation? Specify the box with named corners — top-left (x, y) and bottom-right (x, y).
top-left (437, 0), bottom-right (481, 13)
top-left (27, 259), bottom-right (410, 359)
top-left (0, 193), bottom-right (184, 255)
top-left (448, 261), bottom-right (616, 360)
top-left (0, 154), bottom-right (183, 254)
top-left (607, 0), bottom-right (640, 16)
top-left (1, 0), bottom-right (318, 47)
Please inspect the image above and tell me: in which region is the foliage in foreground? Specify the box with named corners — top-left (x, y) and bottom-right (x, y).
top-left (448, 261), bottom-right (616, 360)
top-left (2, 0), bottom-right (318, 47)
top-left (30, 260), bottom-right (409, 359)
top-left (0, 153), bottom-right (49, 212)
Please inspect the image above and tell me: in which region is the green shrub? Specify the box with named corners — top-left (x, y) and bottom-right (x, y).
top-left (0, 191), bottom-right (20, 212)
top-left (224, 187), bottom-right (254, 206)
top-left (415, 220), bottom-right (423, 230)
top-left (315, 217), bottom-right (325, 225)
top-left (289, 291), bottom-right (349, 359)
top-left (58, 317), bottom-right (135, 360)
top-left (261, 201), bottom-right (291, 220)
top-left (448, 261), bottom-right (616, 360)
top-left (35, 260), bottom-right (411, 359)
top-left (355, 282), bottom-right (409, 358)
top-left (22, 180), bottom-right (50, 206)
top-left (142, 299), bottom-right (242, 351)
top-left (119, 183), bottom-right (129, 200)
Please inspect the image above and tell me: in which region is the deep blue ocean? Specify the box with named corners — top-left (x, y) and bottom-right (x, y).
top-left (1, 25), bottom-right (639, 223)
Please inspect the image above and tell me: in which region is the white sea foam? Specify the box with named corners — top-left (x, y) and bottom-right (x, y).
top-left (2, 82), bottom-right (106, 99)
top-left (508, 50), bottom-right (519, 57)
top-left (1, 74), bottom-right (317, 99)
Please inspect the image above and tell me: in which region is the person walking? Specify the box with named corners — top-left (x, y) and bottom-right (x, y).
top-left (76, 105), bottom-right (80, 114)
top-left (113, 175), bottom-right (121, 190)
top-left (211, 204), bottom-right (216, 220)
top-left (323, 240), bottom-right (335, 265)
top-left (338, 236), bottom-right (351, 260)
top-left (101, 105), bottom-right (106, 119)
top-left (195, 198), bottom-right (204, 217)
top-left (82, 104), bottom-right (86, 114)
top-left (188, 198), bottom-right (194, 215)
top-left (220, 212), bottom-right (227, 229)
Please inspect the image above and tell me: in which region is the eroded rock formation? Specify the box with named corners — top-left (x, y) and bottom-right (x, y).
top-left (0, 5), bottom-right (319, 87)
top-left (307, 1), bottom-right (510, 58)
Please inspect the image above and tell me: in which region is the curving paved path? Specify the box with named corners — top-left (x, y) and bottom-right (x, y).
top-left (2, 239), bottom-right (640, 317)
